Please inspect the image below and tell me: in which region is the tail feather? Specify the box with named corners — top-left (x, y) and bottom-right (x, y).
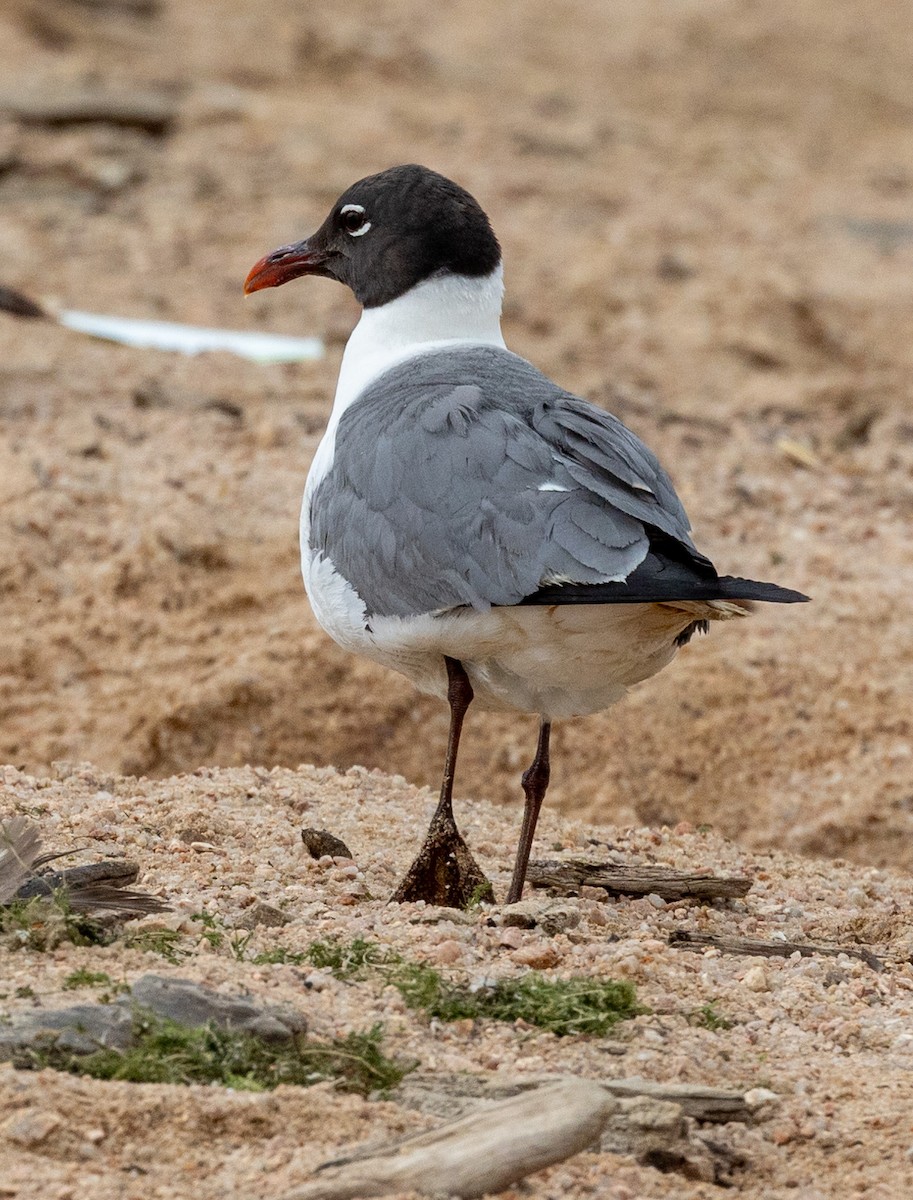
top-left (714, 575), bottom-right (809, 604)
top-left (518, 549), bottom-right (809, 607)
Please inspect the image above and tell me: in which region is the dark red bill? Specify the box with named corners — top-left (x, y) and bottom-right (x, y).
top-left (243, 240), bottom-right (330, 295)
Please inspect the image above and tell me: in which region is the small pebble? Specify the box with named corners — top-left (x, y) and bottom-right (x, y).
top-left (433, 939), bottom-right (465, 965)
top-left (742, 965), bottom-right (770, 992)
top-left (498, 927), bottom-right (524, 950)
top-left (512, 944), bottom-right (561, 969)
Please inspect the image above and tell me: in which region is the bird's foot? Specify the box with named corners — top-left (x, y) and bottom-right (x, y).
top-left (390, 811), bottom-right (494, 909)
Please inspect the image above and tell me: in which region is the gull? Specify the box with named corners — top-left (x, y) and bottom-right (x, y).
top-left (245, 164), bottom-right (808, 906)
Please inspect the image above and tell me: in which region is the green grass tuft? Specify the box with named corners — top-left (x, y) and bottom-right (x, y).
top-left (401, 965), bottom-right (641, 1036)
top-left (63, 969), bottom-right (113, 990)
top-left (307, 938), bottom-right (643, 1037)
top-left (30, 1011), bottom-right (413, 1097)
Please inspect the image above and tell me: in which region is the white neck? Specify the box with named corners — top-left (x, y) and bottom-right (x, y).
top-left (332, 264), bottom-right (506, 415)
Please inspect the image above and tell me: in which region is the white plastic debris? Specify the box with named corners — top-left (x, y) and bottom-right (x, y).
top-left (57, 309), bottom-right (323, 363)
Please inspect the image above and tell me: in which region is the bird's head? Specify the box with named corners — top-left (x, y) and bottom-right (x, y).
top-left (244, 164), bottom-right (501, 309)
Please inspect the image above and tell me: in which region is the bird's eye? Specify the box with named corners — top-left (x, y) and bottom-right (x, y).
top-left (339, 205), bottom-right (371, 236)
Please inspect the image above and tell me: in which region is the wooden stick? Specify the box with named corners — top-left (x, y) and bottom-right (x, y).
top-left (669, 930), bottom-right (884, 973)
top-left (601, 1077), bottom-right (751, 1123)
top-left (280, 1078), bottom-right (615, 1200)
top-left (528, 858), bottom-right (752, 901)
top-left (395, 1070), bottom-right (753, 1125)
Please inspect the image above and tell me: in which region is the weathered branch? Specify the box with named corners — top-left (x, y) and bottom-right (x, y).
top-left (279, 1078), bottom-right (615, 1200)
top-left (393, 1070), bottom-right (753, 1125)
top-left (601, 1077), bottom-right (751, 1123)
top-left (528, 858), bottom-right (752, 901)
top-left (669, 930), bottom-right (884, 972)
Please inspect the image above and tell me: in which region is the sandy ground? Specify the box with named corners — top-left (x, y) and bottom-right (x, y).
top-left (3, 763), bottom-right (913, 1199)
top-left (1, 0), bottom-right (913, 1194)
top-left (1, 0), bottom-right (913, 867)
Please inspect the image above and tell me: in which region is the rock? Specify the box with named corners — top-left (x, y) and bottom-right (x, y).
top-left (512, 944), bottom-right (561, 969)
top-left (2, 1109), bottom-right (63, 1147)
top-left (489, 899), bottom-right (582, 935)
top-left (432, 939), bottom-right (465, 965)
top-left (744, 1087), bottom-right (780, 1111)
top-left (236, 901), bottom-right (291, 930)
top-left (741, 965), bottom-right (770, 993)
top-left (129, 975), bottom-right (307, 1041)
top-left (0, 1003), bottom-right (134, 1061)
top-left (301, 828), bottom-right (353, 860)
top-left (0, 977), bottom-right (308, 1064)
top-left (497, 926), bottom-right (524, 950)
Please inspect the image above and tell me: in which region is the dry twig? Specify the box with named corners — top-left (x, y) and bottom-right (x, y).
top-left (528, 858), bottom-right (752, 901)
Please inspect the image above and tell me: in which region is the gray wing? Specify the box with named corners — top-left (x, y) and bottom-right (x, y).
top-left (309, 345), bottom-right (703, 618)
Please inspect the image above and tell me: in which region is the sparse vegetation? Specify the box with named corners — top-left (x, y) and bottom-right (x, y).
top-left (250, 946), bottom-right (309, 966)
top-left (688, 1002), bottom-right (734, 1031)
top-left (63, 969), bottom-right (113, 990)
top-left (306, 936), bottom-right (402, 978)
top-left (306, 937), bottom-right (643, 1036)
top-left (0, 894), bottom-right (109, 952)
top-left (30, 1010), bottom-right (413, 1097)
top-left (123, 927), bottom-right (188, 963)
top-left (61, 968), bottom-right (130, 1001)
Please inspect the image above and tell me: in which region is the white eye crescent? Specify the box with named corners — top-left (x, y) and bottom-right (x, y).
top-left (340, 203), bottom-right (371, 237)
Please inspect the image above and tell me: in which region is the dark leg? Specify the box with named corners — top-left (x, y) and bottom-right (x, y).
top-left (390, 657), bottom-right (494, 908)
top-left (505, 720), bottom-right (551, 905)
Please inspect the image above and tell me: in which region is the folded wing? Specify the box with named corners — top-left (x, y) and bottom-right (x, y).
top-left (309, 345), bottom-right (807, 618)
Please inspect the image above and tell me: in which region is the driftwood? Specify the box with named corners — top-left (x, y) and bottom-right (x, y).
top-left (601, 1077), bottom-right (751, 1123)
top-left (16, 859), bottom-right (138, 898)
top-left (280, 1078), bottom-right (615, 1200)
top-left (0, 87), bottom-right (177, 134)
top-left (393, 1070), bottom-right (753, 1125)
top-left (669, 930), bottom-right (884, 973)
top-left (528, 858), bottom-right (752, 901)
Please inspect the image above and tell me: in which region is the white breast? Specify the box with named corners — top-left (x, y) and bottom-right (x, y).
top-left (300, 265), bottom-right (507, 587)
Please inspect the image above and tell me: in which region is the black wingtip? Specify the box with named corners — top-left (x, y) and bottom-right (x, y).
top-left (716, 576), bottom-right (810, 604)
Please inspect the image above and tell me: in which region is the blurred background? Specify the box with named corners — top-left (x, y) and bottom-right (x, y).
top-left (1, 0), bottom-right (912, 868)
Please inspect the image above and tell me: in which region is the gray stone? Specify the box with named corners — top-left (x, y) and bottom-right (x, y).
top-left (489, 899), bottom-right (582, 935)
top-left (0, 977), bottom-right (307, 1063)
top-left (129, 975), bottom-right (307, 1041)
top-left (235, 901), bottom-right (291, 930)
top-left (0, 1003), bottom-right (134, 1061)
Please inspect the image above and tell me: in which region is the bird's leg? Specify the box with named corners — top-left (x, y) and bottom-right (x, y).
top-left (390, 657), bottom-right (494, 908)
top-left (505, 720), bottom-right (551, 905)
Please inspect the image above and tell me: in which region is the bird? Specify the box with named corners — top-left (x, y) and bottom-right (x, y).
top-left (244, 164), bottom-right (808, 908)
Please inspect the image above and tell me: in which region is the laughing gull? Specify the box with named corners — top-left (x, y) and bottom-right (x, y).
top-left (245, 164), bottom-right (808, 907)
